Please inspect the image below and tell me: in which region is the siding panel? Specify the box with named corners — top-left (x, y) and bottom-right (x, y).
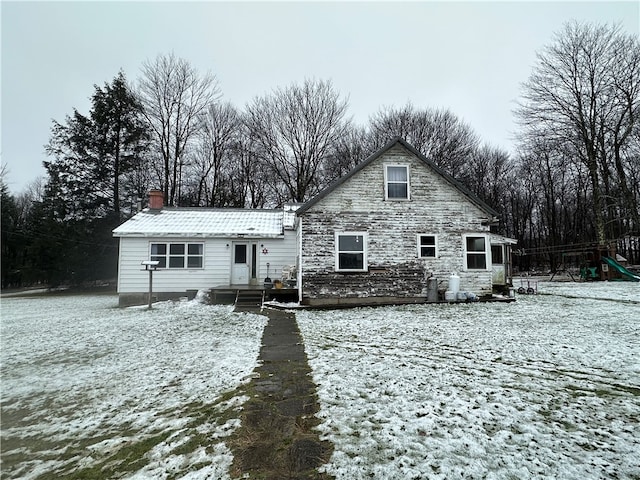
top-left (118, 235), bottom-right (297, 294)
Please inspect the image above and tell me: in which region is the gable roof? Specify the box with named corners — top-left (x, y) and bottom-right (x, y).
top-left (296, 137), bottom-right (499, 218)
top-left (113, 208), bottom-right (286, 238)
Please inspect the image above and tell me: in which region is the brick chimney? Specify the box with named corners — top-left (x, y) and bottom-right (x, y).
top-left (148, 189), bottom-right (164, 210)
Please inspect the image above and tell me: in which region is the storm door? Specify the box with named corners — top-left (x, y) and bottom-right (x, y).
top-left (231, 242), bottom-right (249, 284)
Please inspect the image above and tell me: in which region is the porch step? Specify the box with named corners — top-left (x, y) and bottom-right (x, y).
top-left (235, 290), bottom-right (264, 310)
top-left (211, 289), bottom-right (237, 305)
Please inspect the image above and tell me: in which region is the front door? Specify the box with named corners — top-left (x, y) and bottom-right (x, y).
top-left (231, 242), bottom-right (249, 284)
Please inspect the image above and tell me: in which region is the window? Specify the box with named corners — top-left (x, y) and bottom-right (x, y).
top-left (234, 244), bottom-right (247, 264)
top-left (418, 234), bottom-right (438, 258)
top-left (385, 165), bottom-right (410, 200)
top-left (491, 245), bottom-right (503, 265)
top-left (150, 243), bottom-right (203, 269)
top-left (150, 243), bottom-right (167, 268)
top-left (187, 244), bottom-right (204, 268)
top-left (464, 235), bottom-right (489, 270)
top-left (169, 244), bottom-right (185, 268)
top-left (336, 233), bottom-right (367, 272)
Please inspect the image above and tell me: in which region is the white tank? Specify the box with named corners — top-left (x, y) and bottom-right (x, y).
top-left (448, 272), bottom-right (460, 294)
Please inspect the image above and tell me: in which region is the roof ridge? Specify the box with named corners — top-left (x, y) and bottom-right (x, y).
top-left (296, 137), bottom-right (498, 218)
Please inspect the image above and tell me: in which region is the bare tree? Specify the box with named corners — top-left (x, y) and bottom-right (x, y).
top-left (516, 22), bottom-right (640, 243)
top-left (189, 102), bottom-right (243, 206)
top-left (459, 144), bottom-right (512, 210)
top-left (138, 53), bottom-right (221, 206)
top-left (603, 32), bottom-right (640, 234)
top-left (244, 78), bottom-right (350, 203)
top-left (368, 103), bottom-right (479, 178)
top-left (321, 125), bottom-right (372, 183)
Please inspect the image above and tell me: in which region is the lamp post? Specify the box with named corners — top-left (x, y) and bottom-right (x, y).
top-left (141, 260), bottom-right (159, 309)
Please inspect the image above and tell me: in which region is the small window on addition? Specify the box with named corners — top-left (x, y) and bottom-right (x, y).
top-left (150, 243), bottom-right (167, 268)
top-left (169, 244), bottom-right (185, 268)
top-left (385, 165), bottom-right (410, 200)
top-left (149, 242), bottom-right (204, 269)
top-left (418, 235), bottom-right (437, 258)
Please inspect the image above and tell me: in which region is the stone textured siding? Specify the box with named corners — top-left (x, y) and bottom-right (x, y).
top-left (300, 143), bottom-right (494, 303)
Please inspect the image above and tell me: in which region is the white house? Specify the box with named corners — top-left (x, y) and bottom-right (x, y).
top-left (113, 139), bottom-right (516, 307)
top-left (113, 191), bottom-right (298, 306)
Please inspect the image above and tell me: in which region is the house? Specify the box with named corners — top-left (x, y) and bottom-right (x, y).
top-left (112, 190), bottom-right (298, 307)
top-left (295, 137), bottom-right (516, 306)
top-left (113, 138), bottom-right (516, 307)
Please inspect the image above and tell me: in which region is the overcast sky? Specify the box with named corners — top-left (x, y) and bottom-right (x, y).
top-left (1, 1), bottom-right (638, 194)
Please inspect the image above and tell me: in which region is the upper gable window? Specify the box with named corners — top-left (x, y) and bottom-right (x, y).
top-left (385, 165), bottom-right (410, 200)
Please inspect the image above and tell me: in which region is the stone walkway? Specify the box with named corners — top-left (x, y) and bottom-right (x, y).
top-left (229, 308), bottom-right (333, 480)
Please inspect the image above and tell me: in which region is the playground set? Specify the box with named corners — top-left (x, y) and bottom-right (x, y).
top-left (548, 243), bottom-right (640, 282)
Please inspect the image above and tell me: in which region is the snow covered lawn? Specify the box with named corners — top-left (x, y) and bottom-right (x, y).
top-left (297, 282), bottom-right (640, 479)
top-left (1, 294), bottom-right (266, 479)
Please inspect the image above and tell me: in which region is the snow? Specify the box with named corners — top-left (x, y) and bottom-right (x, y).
top-left (112, 208), bottom-right (286, 238)
top-left (3, 282), bottom-right (639, 479)
top-left (297, 281), bottom-right (640, 480)
top-left (1, 294), bottom-right (266, 479)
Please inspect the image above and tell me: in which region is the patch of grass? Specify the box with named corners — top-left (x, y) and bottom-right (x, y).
top-left (44, 431), bottom-right (166, 480)
top-left (23, 390), bottom-right (250, 480)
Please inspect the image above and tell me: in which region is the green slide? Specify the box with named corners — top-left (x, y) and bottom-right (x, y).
top-left (602, 256), bottom-right (640, 282)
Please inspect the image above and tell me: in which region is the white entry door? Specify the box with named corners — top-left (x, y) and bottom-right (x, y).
top-left (491, 244), bottom-right (506, 285)
top-left (231, 242), bottom-right (250, 285)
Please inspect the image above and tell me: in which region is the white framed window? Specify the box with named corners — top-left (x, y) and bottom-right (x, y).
top-left (384, 164), bottom-right (410, 200)
top-left (187, 244), bottom-right (204, 268)
top-left (463, 235), bottom-right (490, 271)
top-left (150, 242), bottom-right (204, 269)
top-left (417, 234), bottom-right (438, 258)
top-left (335, 232), bottom-right (367, 272)
top-left (150, 243), bottom-right (167, 268)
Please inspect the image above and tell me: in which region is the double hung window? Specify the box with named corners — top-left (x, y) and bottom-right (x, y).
top-left (150, 243), bottom-right (204, 269)
top-left (385, 165), bottom-right (410, 200)
top-left (417, 234), bottom-right (438, 258)
top-left (335, 233), bottom-right (367, 272)
top-left (463, 235), bottom-right (489, 270)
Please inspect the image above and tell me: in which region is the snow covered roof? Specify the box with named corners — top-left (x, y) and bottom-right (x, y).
top-left (113, 208), bottom-right (287, 238)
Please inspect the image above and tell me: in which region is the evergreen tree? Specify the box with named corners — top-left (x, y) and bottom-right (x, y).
top-left (40, 71), bottom-right (150, 286)
top-left (45, 71), bottom-right (150, 219)
top-left (1, 180), bottom-right (21, 288)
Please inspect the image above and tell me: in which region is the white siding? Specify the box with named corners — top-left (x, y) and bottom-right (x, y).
top-left (117, 233), bottom-right (297, 294)
top-left (257, 230), bottom-right (297, 282)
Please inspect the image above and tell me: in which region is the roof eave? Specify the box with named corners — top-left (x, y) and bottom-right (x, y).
top-left (113, 232), bottom-right (285, 239)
